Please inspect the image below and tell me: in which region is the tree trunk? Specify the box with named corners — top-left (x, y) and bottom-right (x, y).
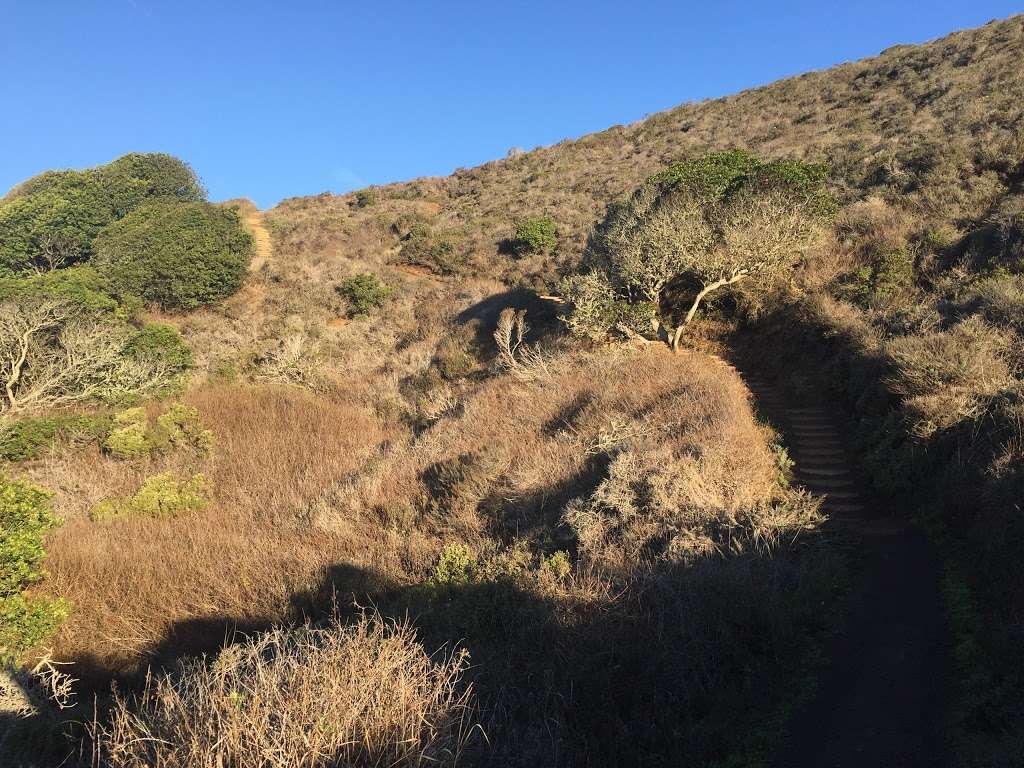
top-left (669, 271), bottom-right (748, 351)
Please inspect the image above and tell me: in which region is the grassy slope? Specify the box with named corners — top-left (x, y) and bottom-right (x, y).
top-left (267, 15), bottom-right (1022, 288)
top-left (256, 14), bottom-right (1024, 764)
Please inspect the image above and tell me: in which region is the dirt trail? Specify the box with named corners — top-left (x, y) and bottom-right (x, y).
top-left (721, 359), bottom-right (950, 767)
top-left (242, 209), bottom-right (273, 272)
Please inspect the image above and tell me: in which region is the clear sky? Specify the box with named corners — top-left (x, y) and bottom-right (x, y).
top-left (2, 1), bottom-right (1021, 208)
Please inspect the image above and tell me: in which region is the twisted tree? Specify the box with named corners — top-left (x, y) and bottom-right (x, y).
top-left (0, 270), bottom-right (190, 415)
top-left (563, 150), bottom-right (836, 349)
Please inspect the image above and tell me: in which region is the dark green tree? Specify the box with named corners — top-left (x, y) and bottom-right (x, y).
top-left (93, 201), bottom-right (252, 310)
top-left (0, 153), bottom-right (205, 275)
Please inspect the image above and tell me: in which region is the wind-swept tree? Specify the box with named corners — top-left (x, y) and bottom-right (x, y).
top-left (0, 269), bottom-right (191, 415)
top-left (563, 150), bottom-right (836, 349)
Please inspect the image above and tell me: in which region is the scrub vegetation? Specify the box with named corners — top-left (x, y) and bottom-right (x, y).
top-left (2, 14), bottom-right (1023, 768)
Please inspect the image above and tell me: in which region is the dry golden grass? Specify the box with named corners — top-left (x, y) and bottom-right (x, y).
top-left (328, 344), bottom-right (802, 570)
top-left (187, 384), bottom-right (388, 522)
top-left (93, 614), bottom-right (478, 768)
top-left (39, 384), bottom-right (397, 679)
top-left (37, 345), bottom-right (805, 691)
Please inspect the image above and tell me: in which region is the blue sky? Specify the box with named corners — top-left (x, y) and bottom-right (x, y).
top-left (2, 1), bottom-right (1021, 208)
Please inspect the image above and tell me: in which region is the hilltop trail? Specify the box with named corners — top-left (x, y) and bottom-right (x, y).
top-left (715, 357), bottom-right (950, 767)
top-left (242, 208), bottom-right (273, 272)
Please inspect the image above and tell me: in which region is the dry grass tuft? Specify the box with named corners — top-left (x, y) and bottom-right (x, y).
top-left (93, 614), bottom-right (478, 768)
top-left (885, 316), bottom-right (1014, 436)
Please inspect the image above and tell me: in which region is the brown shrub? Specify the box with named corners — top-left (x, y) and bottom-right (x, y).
top-left (886, 316), bottom-right (1014, 436)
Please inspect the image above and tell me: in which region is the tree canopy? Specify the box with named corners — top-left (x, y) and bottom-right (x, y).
top-left (93, 201), bottom-right (251, 311)
top-left (0, 153), bottom-right (205, 276)
top-left (564, 150), bottom-right (836, 348)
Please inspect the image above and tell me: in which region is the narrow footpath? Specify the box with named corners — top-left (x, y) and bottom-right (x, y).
top-left (726, 361), bottom-right (950, 767)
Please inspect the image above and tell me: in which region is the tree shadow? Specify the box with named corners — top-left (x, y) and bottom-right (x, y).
top-left (456, 288), bottom-right (562, 353)
top-left (53, 532), bottom-right (837, 768)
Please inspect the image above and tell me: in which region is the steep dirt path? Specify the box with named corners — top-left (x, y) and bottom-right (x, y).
top-left (722, 361), bottom-right (950, 767)
top-left (242, 208), bottom-right (273, 272)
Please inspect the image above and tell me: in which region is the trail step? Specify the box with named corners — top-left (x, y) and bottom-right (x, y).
top-left (799, 477), bottom-right (856, 491)
top-left (820, 491), bottom-right (861, 501)
top-left (797, 466), bottom-right (852, 478)
top-left (821, 501), bottom-right (867, 513)
top-left (729, 356), bottom-right (947, 768)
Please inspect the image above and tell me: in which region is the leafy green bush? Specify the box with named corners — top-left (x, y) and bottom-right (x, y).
top-left (103, 404), bottom-right (212, 460)
top-left (151, 404), bottom-right (214, 455)
top-left (338, 273), bottom-right (391, 317)
top-left (0, 265), bottom-right (118, 312)
top-left (0, 185), bottom-right (106, 274)
top-left (93, 201), bottom-right (252, 310)
top-left (847, 246), bottom-right (915, 304)
top-left (540, 550), bottom-right (571, 581)
top-left (398, 223), bottom-right (460, 274)
top-left (98, 153), bottom-right (205, 215)
top-left (103, 408), bottom-right (151, 459)
top-left (0, 153), bottom-right (204, 276)
top-left (431, 543), bottom-right (478, 586)
top-left (90, 472), bottom-right (209, 521)
top-left (512, 217), bottom-right (557, 255)
top-left (0, 414), bottom-right (111, 462)
top-left (0, 475), bottom-right (66, 663)
top-left (353, 188), bottom-right (379, 208)
top-left (125, 323), bottom-right (194, 375)
top-left (433, 337), bottom-right (477, 380)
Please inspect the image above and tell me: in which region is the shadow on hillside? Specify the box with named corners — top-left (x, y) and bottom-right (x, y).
top-left (62, 536), bottom-right (836, 768)
top-left (456, 288), bottom-right (562, 352)
top-left (730, 305), bottom-right (1024, 764)
top-left (65, 562), bottom-right (390, 694)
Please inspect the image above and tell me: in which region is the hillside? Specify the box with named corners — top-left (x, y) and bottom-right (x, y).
top-left (2, 14), bottom-right (1023, 768)
top-left (267, 14), bottom-right (1022, 286)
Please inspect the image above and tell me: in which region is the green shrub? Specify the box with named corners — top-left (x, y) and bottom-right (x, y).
top-left (125, 323), bottom-right (193, 373)
top-left (432, 543), bottom-right (478, 586)
top-left (353, 188), bottom-right (379, 208)
top-left (93, 201), bottom-right (252, 310)
top-left (872, 247), bottom-right (915, 295)
top-left (103, 405), bottom-right (213, 459)
top-left (398, 223), bottom-right (460, 274)
top-left (848, 246), bottom-right (915, 304)
top-left (90, 472), bottom-right (209, 521)
top-left (98, 153), bottom-right (205, 215)
top-left (103, 408), bottom-right (151, 459)
top-left (0, 153), bottom-right (204, 276)
top-left (0, 265), bottom-right (118, 312)
top-left (0, 414), bottom-right (111, 462)
top-left (433, 338), bottom-right (477, 380)
top-left (512, 217), bottom-right (557, 255)
top-left (151, 404), bottom-right (214, 455)
top-left (540, 550), bottom-right (571, 581)
top-left (0, 185), bottom-right (107, 274)
top-left (338, 273), bottom-right (391, 317)
top-left (0, 475), bottom-right (66, 663)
